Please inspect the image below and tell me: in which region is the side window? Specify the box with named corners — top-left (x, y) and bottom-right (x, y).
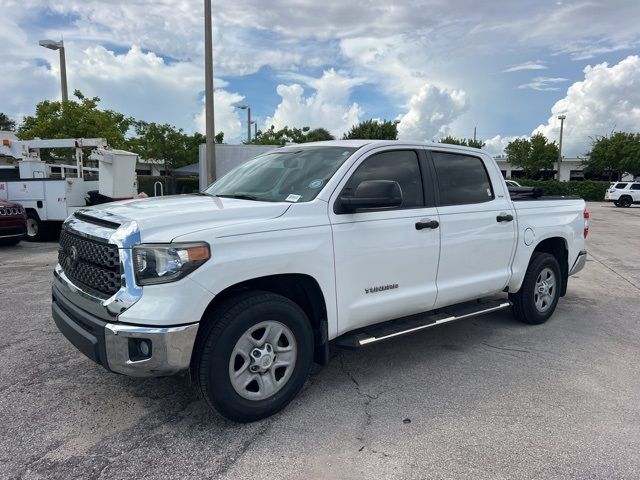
top-left (615, 183), bottom-right (628, 189)
top-left (431, 151), bottom-right (494, 206)
top-left (630, 184), bottom-right (640, 190)
top-left (342, 150), bottom-right (424, 209)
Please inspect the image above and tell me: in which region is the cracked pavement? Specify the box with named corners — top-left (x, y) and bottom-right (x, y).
top-left (1, 202), bottom-right (640, 479)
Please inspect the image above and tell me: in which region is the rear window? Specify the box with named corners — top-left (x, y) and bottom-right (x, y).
top-left (431, 152), bottom-right (494, 206)
top-left (615, 183), bottom-right (628, 189)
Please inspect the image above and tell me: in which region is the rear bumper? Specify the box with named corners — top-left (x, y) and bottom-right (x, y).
top-left (569, 250), bottom-right (587, 276)
top-left (52, 283), bottom-right (199, 377)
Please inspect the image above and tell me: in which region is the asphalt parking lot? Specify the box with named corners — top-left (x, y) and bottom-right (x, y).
top-left (1, 202), bottom-right (639, 479)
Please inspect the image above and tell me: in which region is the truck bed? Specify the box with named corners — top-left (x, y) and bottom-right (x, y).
top-left (508, 186), bottom-right (581, 202)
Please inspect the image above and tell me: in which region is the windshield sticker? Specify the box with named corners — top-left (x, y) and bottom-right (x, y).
top-left (309, 179), bottom-right (323, 189)
top-left (286, 194), bottom-right (302, 202)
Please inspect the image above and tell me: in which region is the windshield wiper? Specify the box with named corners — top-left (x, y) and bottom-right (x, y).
top-left (214, 193), bottom-right (260, 201)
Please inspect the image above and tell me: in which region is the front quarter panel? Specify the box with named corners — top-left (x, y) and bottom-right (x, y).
top-left (172, 201), bottom-right (338, 338)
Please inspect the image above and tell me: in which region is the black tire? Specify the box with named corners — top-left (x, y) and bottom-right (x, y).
top-left (25, 211), bottom-right (47, 241)
top-left (192, 291), bottom-right (314, 422)
top-left (617, 196), bottom-right (632, 208)
top-left (510, 252), bottom-right (562, 325)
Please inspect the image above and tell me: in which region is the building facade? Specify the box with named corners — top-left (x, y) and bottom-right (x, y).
top-left (494, 156), bottom-right (587, 182)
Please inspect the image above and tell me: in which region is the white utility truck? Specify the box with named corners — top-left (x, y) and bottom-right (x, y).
top-left (0, 131), bottom-right (138, 240)
top-left (51, 140), bottom-right (588, 422)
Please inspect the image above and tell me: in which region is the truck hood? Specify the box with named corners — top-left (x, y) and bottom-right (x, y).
top-left (88, 194), bottom-right (291, 242)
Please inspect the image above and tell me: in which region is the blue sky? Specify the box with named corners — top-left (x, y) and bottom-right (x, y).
top-left (1, 0), bottom-right (640, 155)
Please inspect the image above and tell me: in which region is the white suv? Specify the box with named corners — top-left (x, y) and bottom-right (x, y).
top-left (605, 182), bottom-right (640, 207)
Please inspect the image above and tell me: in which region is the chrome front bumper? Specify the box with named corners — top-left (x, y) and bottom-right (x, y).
top-left (569, 250), bottom-right (587, 276)
top-left (104, 323), bottom-right (199, 377)
top-left (53, 281), bottom-right (199, 377)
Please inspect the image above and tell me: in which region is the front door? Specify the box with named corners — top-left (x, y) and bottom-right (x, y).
top-left (329, 149), bottom-right (441, 336)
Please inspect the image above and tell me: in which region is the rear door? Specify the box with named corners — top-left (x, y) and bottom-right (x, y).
top-left (330, 148), bottom-right (440, 335)
top-left (630, 183), bottom-right (640, 202)
top-left (428, 149), bottom-right (516, 307)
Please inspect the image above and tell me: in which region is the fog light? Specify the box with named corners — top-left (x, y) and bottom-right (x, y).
top-left (128, 338), bottom-right (152, 361)
top-left (139, 339), bottom-right (151, 357)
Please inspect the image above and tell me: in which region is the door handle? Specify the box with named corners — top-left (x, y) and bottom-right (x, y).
top-left (415, 220), bottom-right (439, 230)
top-left (496, 213), bottom-right (514, 222)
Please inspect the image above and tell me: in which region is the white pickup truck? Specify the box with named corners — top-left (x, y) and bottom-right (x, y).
top-left (52, 140), bottom-right (588, 421)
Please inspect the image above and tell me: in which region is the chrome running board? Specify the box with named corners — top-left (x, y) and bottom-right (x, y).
top-left (335, 299), bottom-right (512, 349)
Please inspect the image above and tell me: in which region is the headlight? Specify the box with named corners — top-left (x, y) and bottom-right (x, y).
top-left (132, 242), bottom-right (210, 286)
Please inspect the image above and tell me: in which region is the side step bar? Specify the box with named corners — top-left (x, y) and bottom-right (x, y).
top-left (334, 299), bottom-right (512, 349)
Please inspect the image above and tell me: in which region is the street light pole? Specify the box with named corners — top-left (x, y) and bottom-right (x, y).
top-left (235, 105), bottom-right (252, 142)
top-left (39, 39), bottom-right (68, 102)
top-left (557, 114), bottom-right (566, 181)
top-left (247, 106), bottom-right (251, 142)
top-left (58, 45), bottom-right (68, 103)
top-left (203, 0), bottom-right (216, 185)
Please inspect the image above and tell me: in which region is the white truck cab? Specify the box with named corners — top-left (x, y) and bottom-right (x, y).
top-left (52, 140), bottom-right (588, 421)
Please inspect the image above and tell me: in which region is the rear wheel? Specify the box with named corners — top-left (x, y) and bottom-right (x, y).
top-left (617, 196), bottom-right (632, 208)
top-left (192, 291), bottom-right (314, 422)
top-left (510, 252), bottom-right (561, 325)
top-left (25, 212), bottom-right (47, 241)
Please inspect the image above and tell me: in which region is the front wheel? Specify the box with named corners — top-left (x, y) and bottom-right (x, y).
top-left (510, 252), bottom-right (561, 325)
top-left (192, 291), bottom-right (314, 422)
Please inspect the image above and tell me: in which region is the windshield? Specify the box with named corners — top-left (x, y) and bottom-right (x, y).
top-left (205, 146), bottom-right (357, 203)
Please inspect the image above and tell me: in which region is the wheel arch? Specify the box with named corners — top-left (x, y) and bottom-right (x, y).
top-left (197, 273), bottom-right (330, 365)
top-left (530, 237), bottom-right (569, 296)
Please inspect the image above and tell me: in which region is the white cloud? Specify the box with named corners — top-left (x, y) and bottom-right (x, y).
top-left (264, 69), bottom-right (364, 138)
top-left (194, 89), bottom-right (244, 140)
top-left (483, 135), bottom-right (526, 156)
top-left (503, 61), bottom-right (547, 73)
top-left (69, 45), bottom-right (247, 138)
top-left (517, 77), bottom-right (568, 91)
top-left (534, 55), bottom-right (640, 156)
top-left (396, 84), bottom-right (469, 141)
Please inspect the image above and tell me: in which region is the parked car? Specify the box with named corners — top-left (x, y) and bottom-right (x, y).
top-left (0, 200), bottom-right (27, 245)
top-left (604, 181), bottom-right (640, 207)
top-left (52, 140), bottom-right (588, 422)
top-left (505, 179), bottom-right (521, 188)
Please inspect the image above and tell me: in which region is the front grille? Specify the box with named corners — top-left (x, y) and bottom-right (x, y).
top-left (58, 229), bottom-right (121, 297)
top-left (0, 206), bottom-right (24, 216)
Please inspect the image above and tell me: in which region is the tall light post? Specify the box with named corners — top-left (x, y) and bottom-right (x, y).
top-left (39, 39), bottom-right (68, 103)
top-left (236, 104), bottom-right (252, 142)
top-left (203, 0), bottom-right (217, 185)
top-left (557, 114), bottom-right (566, 180)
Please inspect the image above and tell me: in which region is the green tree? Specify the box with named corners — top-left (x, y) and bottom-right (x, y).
top-left (505, 133), bottom-right (558, 178)
top-left (439, 135), bottom-right (486, 149)
top-left (343, 119), bottom-right (398, 140)
top-left (126, 121), bottom-right (205, 173)
top-left (249, 126), bottom-right (334, 145)
top-left (17, 90), bottom-right (132, 150)
top-left (0, 113), bottom-right (16, 131)
top-left (585, 132), bottom-right (640, 180)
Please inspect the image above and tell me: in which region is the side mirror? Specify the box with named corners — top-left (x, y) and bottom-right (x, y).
top-left (338, 180), bottom-right (403, 213)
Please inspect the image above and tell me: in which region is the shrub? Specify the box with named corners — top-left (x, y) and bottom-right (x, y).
top-left (516, 179), bottom-right (610, 201)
